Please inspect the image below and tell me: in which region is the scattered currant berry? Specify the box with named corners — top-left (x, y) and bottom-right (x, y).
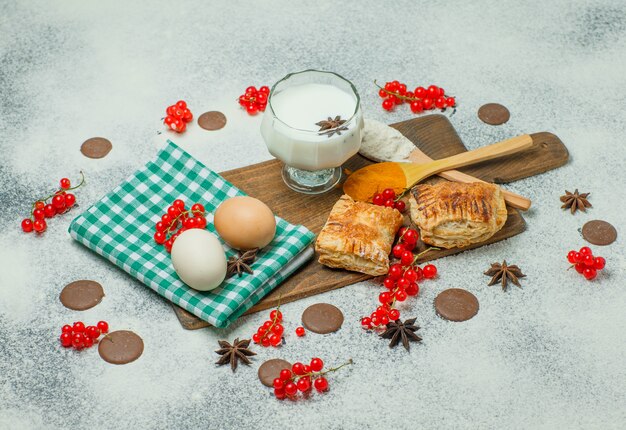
top-left (567, 247), bottom-right (605, 281)
top-left (238, 85), bottom-right (270, 115)
top-left (21, 219), bottom-right (33, 233)
top-left (314, 377), bottom-right (329, 392)
top-left (60, 178), bottom-right (71, 189)
top-left (33, 219), bottom-right (47, 233)
top-left (164, 100), bottom-right (193, 133)
top-left (295, 326), bottom-right (306, 337)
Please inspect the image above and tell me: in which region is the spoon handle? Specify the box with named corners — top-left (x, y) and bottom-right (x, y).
top-left (419, 134), bottom-right (534, 179)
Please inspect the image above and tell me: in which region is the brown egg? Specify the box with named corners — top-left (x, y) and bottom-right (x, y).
top-left (214, 196), bottom-right (276, 250)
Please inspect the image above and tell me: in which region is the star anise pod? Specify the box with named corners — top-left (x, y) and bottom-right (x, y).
top-left (484, 260), bottom-right (526, 291)
top-left (215, 338), bottom-right (256, 372)
top-left (316, 115), bottom-right (349, 137)
top-left (379, 318), bottom-right (422, 351)
top-left (560, 189), bottom-right (591, 214)
top-left (226, 249), bottom-right (257, 278)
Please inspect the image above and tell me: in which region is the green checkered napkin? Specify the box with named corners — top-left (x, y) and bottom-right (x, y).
top-left (69, 141), bottom-right (315, 328)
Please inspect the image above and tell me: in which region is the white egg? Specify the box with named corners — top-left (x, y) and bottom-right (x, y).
top-left (171, 229), bottom-right (227, 291)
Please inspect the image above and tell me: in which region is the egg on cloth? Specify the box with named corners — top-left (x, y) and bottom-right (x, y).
top-left (214, 196), bottom-right (276, 250)
top-left (171, 229), bottom-right (227, 291)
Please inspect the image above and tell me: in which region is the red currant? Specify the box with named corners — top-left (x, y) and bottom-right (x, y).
top-left (379, 292), bottom-right (392, 304)
top-left (60, 178), bottom-right (71, 189)
top-left (60, 332), bottom-right (72, 347)
top-left (582, 254), bottom-right (595, 267)
top-left (423, 98), bottom-right (434, 110)
top-left (384, 199), bottom-right (395, 208)
top-left (97, 321), bottom-right (109, 333)
top-left (383, 277), bottom-right (395, 290)
top-left (414, 87), bottom-right (426, 98)
top-left (404, 268), bottom-right (418, 282)
top-left (271, 324), bottom-right (284, 337)
top-left (379, 315), bottom-right (390, 325)
top-left (392, 244), bottom-right (405, 258)
top-left (314, 377), bottom-right (329, 392)
top-left (567, 250), bottom-right (578, 264)
top-left (86, 326), bottom-right (101, 339)
top-left (33, 219), bottom-right (47, 233)
top-left (61, 324), bottom-right (73, 334)
top-left (21, 219), bottom-right (33, 232)
top-left (191, 203), bottom-right (204, 214)
top-left (279, 369), bottom-right (292, 381)
top-left (269, 334), bottom-right (281, 346)
top-left (593, 257), bottom-right (606, 270)
top-left (361, 317), bottom-right (372, 329)
top-left (574, 262), bottom-right (585, 273)
top-left (435, 97), bottom-right (446, 109)
top-left (382, 99), bottom-right (394, 111)
top-left (382, 188), bottom-right (396, 200)
top-left (154, 231), bottom-right (166, 244)
top-left (400, 250), bottom-right (414, 266)
top-left (394, 201), bottom-right (406, 213)
top-left (397, 277), bottom-right (410, 290)
top-left (378, 89), bottom-right (387, 98)
top-left (274, 388), bottom-right (286, 400)
top-left (270, 309), bottom-right (282, 322)
top-left (583, 268), bottom-right (597, 280)
top-left (246, 103), bottom-right (258, 115)
top-left (292, 362), bottom-right (305, 376)
top-left (297, 377), bottom-right (311, 392)
top-left (183, 217), bottom-right (197, 229)
top-left (388, 264), bottom-right (403, 280)
top-left (64, 194), bottom-right (76, 208)
top-left (406, 282), bottom-right (419, 296)
top-left (33, 208), bottom-right (45, 220)
top-left (372, 193), bottom-right (384, 206)
top-left (261, 337), bottom-right (271, 347)
top-left (423, 264), bottom-right (437, 279)
top-left (395, 289), bottom-right (408, 302)
top-left (295, 326), bottom-right (306, 337)
top-left (403, 229), bottom-right (419, 244)
top-left (164, 239), bottom-right (173, 253)
top-left (579, 246), bottom-right (592, 256)
top-left (309, 357), bottom-right (323, 372)
top-left (72, 333), bottom-right (84, 349)
top-left (446, 97), bottom-right (456, 107)
top-left (388, 308), bottom-right (400, 320)
top-left (252, 333), bottom-right (260, 343)
top-left (427, 85), bottom-right (439, 99)
top-left (259, 86), bottom-right (270, 94)
top-left (34, 201), bottom-right (45, 210)
top-left (42, 204), bottom-right (55, 218)
top-left (284, 382), bottom-right (298, 396)
top-left (84, 336), bottom-right (94, 348)
top-left (52, 194), bottom-right (65, 209)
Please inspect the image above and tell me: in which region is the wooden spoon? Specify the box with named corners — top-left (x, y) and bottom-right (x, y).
top-left (344, 134), bottom-right (534, 202)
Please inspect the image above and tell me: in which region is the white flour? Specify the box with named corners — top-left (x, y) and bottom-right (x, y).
top-left (359, 118), bottom-right (415, 162)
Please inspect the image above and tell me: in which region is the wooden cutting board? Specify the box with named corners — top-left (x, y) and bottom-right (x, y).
top-left (173, 114), bottom-right (569, 329)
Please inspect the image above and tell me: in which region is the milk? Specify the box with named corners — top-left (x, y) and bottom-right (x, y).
top-left (261, 83), bottom-right (363, 171)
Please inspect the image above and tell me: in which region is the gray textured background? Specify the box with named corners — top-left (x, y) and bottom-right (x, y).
top-left (1, 1), bottom-right (625, 429)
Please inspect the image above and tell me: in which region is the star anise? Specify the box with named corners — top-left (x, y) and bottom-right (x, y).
top-left (560, 189), bottom-right (591, 214)
top-left (316, 115), bottom-right (348, 137)
top-left (215, 338), bottom-right (256, 372)
top-left (484, 260), bottom-right (526, 291)
top-left (226, 249), bottom-right (257, 278)
top-left (379, 318), bottom-right (422, 351)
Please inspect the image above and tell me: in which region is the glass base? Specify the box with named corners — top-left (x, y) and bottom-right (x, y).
top-left (281, 165), bottom-right (342, 194)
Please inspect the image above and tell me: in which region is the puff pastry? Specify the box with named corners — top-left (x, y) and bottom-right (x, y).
top-left (316, 194), bottom-right (404, 276)
top-left (409, 182), bottom-right (507, 249)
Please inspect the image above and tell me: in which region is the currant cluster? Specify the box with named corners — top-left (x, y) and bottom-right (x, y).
top-left (372, 188), bottom-right (406, 213)
top-left (377, 80), bottom-right (456, 114)
top-left (153, 199), bottom-right (207, 252)
top-left (163, 100), bottom-right (193, 133)
top-left (21, 173), bottom-right (85, 234)
top-left (59, 320), bottom-right (109, 350)
top-left (238, 86), bottom-right (270, 116)
top-left (252, 308), bottom-right (284, 347)
top-left (272, 358), bottom-right (352, 400)
top-left (361, 227), bottom-right (438, 329)
top-left (567, 246), bottom-right (606, 280)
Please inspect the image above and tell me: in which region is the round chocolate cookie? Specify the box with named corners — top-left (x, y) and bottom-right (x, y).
top-left (258, 358), bottom-right (291, 387)
top-left (80, 137), bottom-right (112, 159)
top-left (197, 111), bottom-right (227, 131)
top-left (98, 330), bottom-right (144, 365)
top-left (582, 220), bottom-right (617, 246)
top-left (478, 103), bottom-right (510, 125)
top-left (59, 280), bottom-right (104, 311)
top-left (301, 303), bottom-right (344, 334)
top-left (434, 288), bottom-right (479, 322)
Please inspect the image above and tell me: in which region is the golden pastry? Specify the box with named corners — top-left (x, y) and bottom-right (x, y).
top-left (409, 182), bottom-right (507, 249)
top-left (316, 194), bottom-right (404, 276)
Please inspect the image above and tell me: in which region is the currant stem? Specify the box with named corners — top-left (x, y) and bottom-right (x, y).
top-left (164, 209), bottom-right (205, 235)
top-left (374, 80), bottom-right (424, 102)
top-left (411, 247), bottom-right (439, 265)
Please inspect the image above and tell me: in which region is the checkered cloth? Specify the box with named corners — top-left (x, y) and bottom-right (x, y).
top-left (69, 141), bottom-right (315, 328)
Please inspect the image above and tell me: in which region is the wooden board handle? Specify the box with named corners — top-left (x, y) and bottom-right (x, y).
top-left (421, 134), bottom-right (535, 178)
top-left (408, 150), bottom-right (532, 211)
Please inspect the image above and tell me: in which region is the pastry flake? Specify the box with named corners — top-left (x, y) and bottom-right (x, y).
top-left (315, 194), bottom-right (404, 276)
top-left (409, 182), bottom-right (507, 249)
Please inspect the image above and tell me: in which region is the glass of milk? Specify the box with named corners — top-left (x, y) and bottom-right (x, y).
top-left (261, 70), bottom-right (363, 194)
